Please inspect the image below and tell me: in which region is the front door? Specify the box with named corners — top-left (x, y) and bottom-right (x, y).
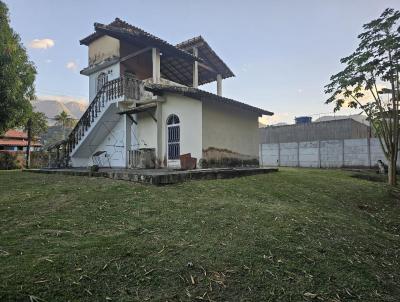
top-left (167, 114), bottom-right (180, 167)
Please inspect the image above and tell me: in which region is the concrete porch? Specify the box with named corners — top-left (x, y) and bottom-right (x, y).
top-left (25, 167), bottom-right (278, 185)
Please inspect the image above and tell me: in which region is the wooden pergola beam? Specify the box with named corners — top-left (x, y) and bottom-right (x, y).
top-left (120, 47), bottom-right (151, 63)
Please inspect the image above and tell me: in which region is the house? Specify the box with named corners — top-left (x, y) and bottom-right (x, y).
top-left (65, 18), bottom-right (273, 169)
top-left (0, 130), bottom-right (42, 152)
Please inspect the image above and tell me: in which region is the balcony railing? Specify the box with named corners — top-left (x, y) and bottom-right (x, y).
top-left (65, 77), bottom-right (145, 156)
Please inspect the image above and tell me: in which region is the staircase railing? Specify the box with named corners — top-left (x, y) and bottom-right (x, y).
top-left (65, 77), bottom-right (145, 160)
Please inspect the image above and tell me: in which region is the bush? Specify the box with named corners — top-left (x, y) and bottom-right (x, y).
top-left (89, 165), bottom-right (99, 172)
top-left (199, 157), bottom-right (259, 168)
top-left (0, 153), bottom-right (20, 170)
top-left (30, 151), bottom-right (49, 168)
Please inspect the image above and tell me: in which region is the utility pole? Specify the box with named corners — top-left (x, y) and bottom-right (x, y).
top-left (26, 118), bottom-right (32, 169)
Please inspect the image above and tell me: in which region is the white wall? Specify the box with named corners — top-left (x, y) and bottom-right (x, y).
top-left (299, 141), bottom-right (319, 168)
top-left (260, 138), bottom-right (399, 168)
top-left (320, 140), bottom-right (343, 168)
top-left (88, 62), bottom-right (120, 102)
top-left (137, 113), bottom-right (157, 149)
top-left (279, 142), bottom-right (298, 166)
top-left (260, 144), bottom-right (279, 166)
top-left (160, 94), bottom-right (203, 165)
top-left (202, 100), bottom-right (259, 159)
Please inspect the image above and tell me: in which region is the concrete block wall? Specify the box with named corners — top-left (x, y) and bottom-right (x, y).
top-left (279, 142), bottom-right (298, 166)
top-left (343, 139), bottom-right (369, 167)
top-left (299, 141), bottom-right (319, 167)
top-left (370, 138), bottom-right (387, 165)
top-left (260, 144), bottom-right (279, 166)
top-left (320, 140), bottom-right (343, 168)
top-left (260, 138), bottom-right (397, 168)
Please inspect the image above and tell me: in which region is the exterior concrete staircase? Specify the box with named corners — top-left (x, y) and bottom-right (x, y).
top-left (65, 77), bottom-right (144, 164)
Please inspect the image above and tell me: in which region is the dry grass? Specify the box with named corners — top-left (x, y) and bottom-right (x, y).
top-left (0, 168), bottom-right (399, 301)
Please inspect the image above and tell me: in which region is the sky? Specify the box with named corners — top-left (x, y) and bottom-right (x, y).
top-left (4, 0), bottom-right (400, 124)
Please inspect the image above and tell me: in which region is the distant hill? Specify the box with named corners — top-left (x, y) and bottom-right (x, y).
top-left (32, 99), bottom-right (88, 126)
top-left (64, 101), bottom-right (87, 120)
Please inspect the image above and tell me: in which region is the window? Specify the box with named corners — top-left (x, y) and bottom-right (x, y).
top-left (167, 114), bottom-right (180, 160)
top-left (96, 72), bottom-right (108, 92)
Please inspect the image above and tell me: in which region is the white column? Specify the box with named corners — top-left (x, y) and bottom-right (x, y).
top-left (193, 47), bottom-right (198, 88)
top-left (217, 74), bottom-right (222, 96)
top-left (152, 48), bottom-right (160, 84)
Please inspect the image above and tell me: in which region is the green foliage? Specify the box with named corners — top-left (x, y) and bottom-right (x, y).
top-left (54, 110), bottom-right (75, 139)
top-left (325, 8), bottom-right (400, 113)
top-left (29, 151), bottom-right (48, 168)
top-left (27, 111), bottom-right (48, 138)
top-left (0, 153), bottom-right (19, 169)
top-left (0, 1), bottom-right (36, 135)
top-left (325, 8), bottom-right (400, 185)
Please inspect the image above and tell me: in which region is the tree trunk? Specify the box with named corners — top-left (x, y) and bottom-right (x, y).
top-left (25, 118), bottom-right (32, 169)
top-left (388, 156), bottom-right (397, 186)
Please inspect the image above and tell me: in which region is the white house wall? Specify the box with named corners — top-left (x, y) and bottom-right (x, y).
top-left (88, 35), bottom-right (120, 66)
top-left (88, 115), bottom-right (127, 168)
top-left (160, 94), bottom-right (203, 164)
top-left (202, 100), bottom-right (260, 159)
top-left (137, 114), bottom-right (157, 150)
top-left (88, 62), bottom-right (120, 102)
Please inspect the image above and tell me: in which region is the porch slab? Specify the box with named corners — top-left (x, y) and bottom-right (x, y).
top-left (24, 167), bottom-right (278, 185)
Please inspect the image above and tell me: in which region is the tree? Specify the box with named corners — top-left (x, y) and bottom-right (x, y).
top-left (28, 111), bottom-right (48, 138)
top-left (54, 110), bottom-right (74, 139)
top-left (0, 1), bottom-right (36, 135)
top-left (325, 8), bottom-right (400, 186)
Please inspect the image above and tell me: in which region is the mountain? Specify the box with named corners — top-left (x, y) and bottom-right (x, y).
top-left (32, 99), bottom-right (88, 125)
top-left (64, 101), bottom-right (87, 119)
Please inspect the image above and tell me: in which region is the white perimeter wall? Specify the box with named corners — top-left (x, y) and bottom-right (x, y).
top-left (260, 138), bottom-right (397, 168)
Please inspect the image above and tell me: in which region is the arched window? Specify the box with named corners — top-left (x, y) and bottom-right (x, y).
top-left (167, 114), bottom-right (180, 160)
top-left (96, 72), bottom-right (108, 93)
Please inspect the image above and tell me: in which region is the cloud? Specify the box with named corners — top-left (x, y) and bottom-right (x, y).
top-left (29, 38), bottom-right (55, 49)
top-left (45, 59), bottom-right (52, 63)
top-left (66, 61), bottom-right (78, 71)
top-left (36, 94), bottom-right (88, 105)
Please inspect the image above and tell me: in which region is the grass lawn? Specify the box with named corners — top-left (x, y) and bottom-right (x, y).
top-left (0, 169), bottom-right (399, 301)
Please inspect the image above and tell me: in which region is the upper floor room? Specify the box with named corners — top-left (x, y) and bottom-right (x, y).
top-left (80, 18), bottom-right (234, 97)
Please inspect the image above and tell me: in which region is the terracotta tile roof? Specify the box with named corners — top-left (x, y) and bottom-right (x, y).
top-left (145, 84), bottom-right (273, 116)
top-left (176, 36), bottom-right (234, 80)
top-left (3, 130), bottom-right (28, 139)
top-left (81, 18), bottom-right (199, 61)
top-left (80, 18), bottom-right (233, 86)
top-left (0, 139), bottom-right (41, 147)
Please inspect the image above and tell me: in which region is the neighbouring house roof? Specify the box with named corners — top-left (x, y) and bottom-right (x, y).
top-left (145, 84), bottom-right (273, 116)
top-left (3, 130), bottom-right (28, 139)
top-left (80, 18), bottom-right (234, 86)
top-left (0, 139), bottom-right (41, 147)
top-left (0, 130), bottom-right (42, 147)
